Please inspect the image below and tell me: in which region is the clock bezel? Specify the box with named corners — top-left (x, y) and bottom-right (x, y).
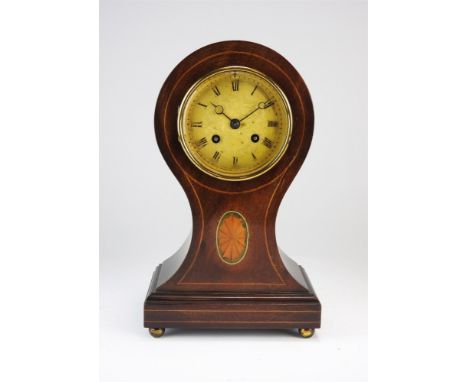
top-left (177, 65), bottom-right (293, 181)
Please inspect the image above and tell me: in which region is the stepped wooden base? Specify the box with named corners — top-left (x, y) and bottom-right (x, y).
top-left (144, 264), bottom-right (321, 331)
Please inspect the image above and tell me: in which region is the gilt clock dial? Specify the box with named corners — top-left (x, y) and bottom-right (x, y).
top-left (178, 66), bottom-right (292, 181)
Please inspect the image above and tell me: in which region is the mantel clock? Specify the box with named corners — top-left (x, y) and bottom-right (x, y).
top-left (144, 41), bottom-right (321, 338)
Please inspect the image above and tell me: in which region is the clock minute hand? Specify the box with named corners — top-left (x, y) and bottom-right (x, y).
top-left (239, 105), bottom-right (260, 122)
top-left (239, 99), bottom-right (275, 122)
top-left (211, 102), bottom-right (232, 121)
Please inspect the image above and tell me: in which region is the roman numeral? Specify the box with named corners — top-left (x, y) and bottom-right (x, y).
top-left (191, 121), bottom-right (203, 128)
top-left (212, 85), bottom-right (221, 96)
top-left (213, 151), bottom-right (221, 161)
top-left (251, 85), bottom-right (258, 95)
top-left (196, 137), bottom-right (208, 148)
top-left (232, 78), bottom-right (239, 91)
top-left (233, 156), bottom-right (238, 166)
top-left (262, 137), bottom-right (273, 149)
top-left (251, 152), bottom-right (257, 160)
top-left (197, 102), bottom-right (207, 108)
top-left (268, 120), bottom-right (279, 127)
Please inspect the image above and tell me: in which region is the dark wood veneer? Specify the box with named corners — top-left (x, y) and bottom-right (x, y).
top-left (144, 41), bottom-right (321, 332)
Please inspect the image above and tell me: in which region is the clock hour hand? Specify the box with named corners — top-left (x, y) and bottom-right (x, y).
top-left (211, 102), bottom-right (232, 121)
top-left (239, 99), bottom-right (275, 122)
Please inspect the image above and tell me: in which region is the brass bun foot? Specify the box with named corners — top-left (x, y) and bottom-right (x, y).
top-left (149, 328), bottom-right (165, 338)
top-left (298, 328), bottom-right (315, 338)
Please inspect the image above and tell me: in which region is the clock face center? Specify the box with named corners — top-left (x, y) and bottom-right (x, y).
top-left (230, 118), bottom-right (241, 129)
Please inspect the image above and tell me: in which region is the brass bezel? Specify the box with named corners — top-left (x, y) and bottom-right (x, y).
top-left (177, 66), bottom-right (293, 181)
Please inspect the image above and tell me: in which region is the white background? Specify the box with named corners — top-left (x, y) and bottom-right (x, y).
top-left (100, 1), bottom-right (366, 381)
top-left (2, 1), bottom-right (468, 382)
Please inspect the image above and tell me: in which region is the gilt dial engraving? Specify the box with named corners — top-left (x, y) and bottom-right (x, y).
top-left (178, 66), bottom-right (292, 180)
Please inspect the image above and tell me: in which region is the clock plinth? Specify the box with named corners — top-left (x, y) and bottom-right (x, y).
top-left (145, 41), bottom-right (321, 337)
top-left (144, 262), bottom-right (321, 331)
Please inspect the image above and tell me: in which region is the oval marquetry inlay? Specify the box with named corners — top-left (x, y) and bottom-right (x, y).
top-left (216, 211), bottom-right (249, 265)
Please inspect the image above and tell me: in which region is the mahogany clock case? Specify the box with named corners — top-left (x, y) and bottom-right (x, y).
top-left (144, 41), bottom-right (321, 332)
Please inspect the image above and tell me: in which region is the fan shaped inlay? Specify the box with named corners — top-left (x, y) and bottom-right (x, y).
top-left (216, 211), bottom-right (249, 265)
